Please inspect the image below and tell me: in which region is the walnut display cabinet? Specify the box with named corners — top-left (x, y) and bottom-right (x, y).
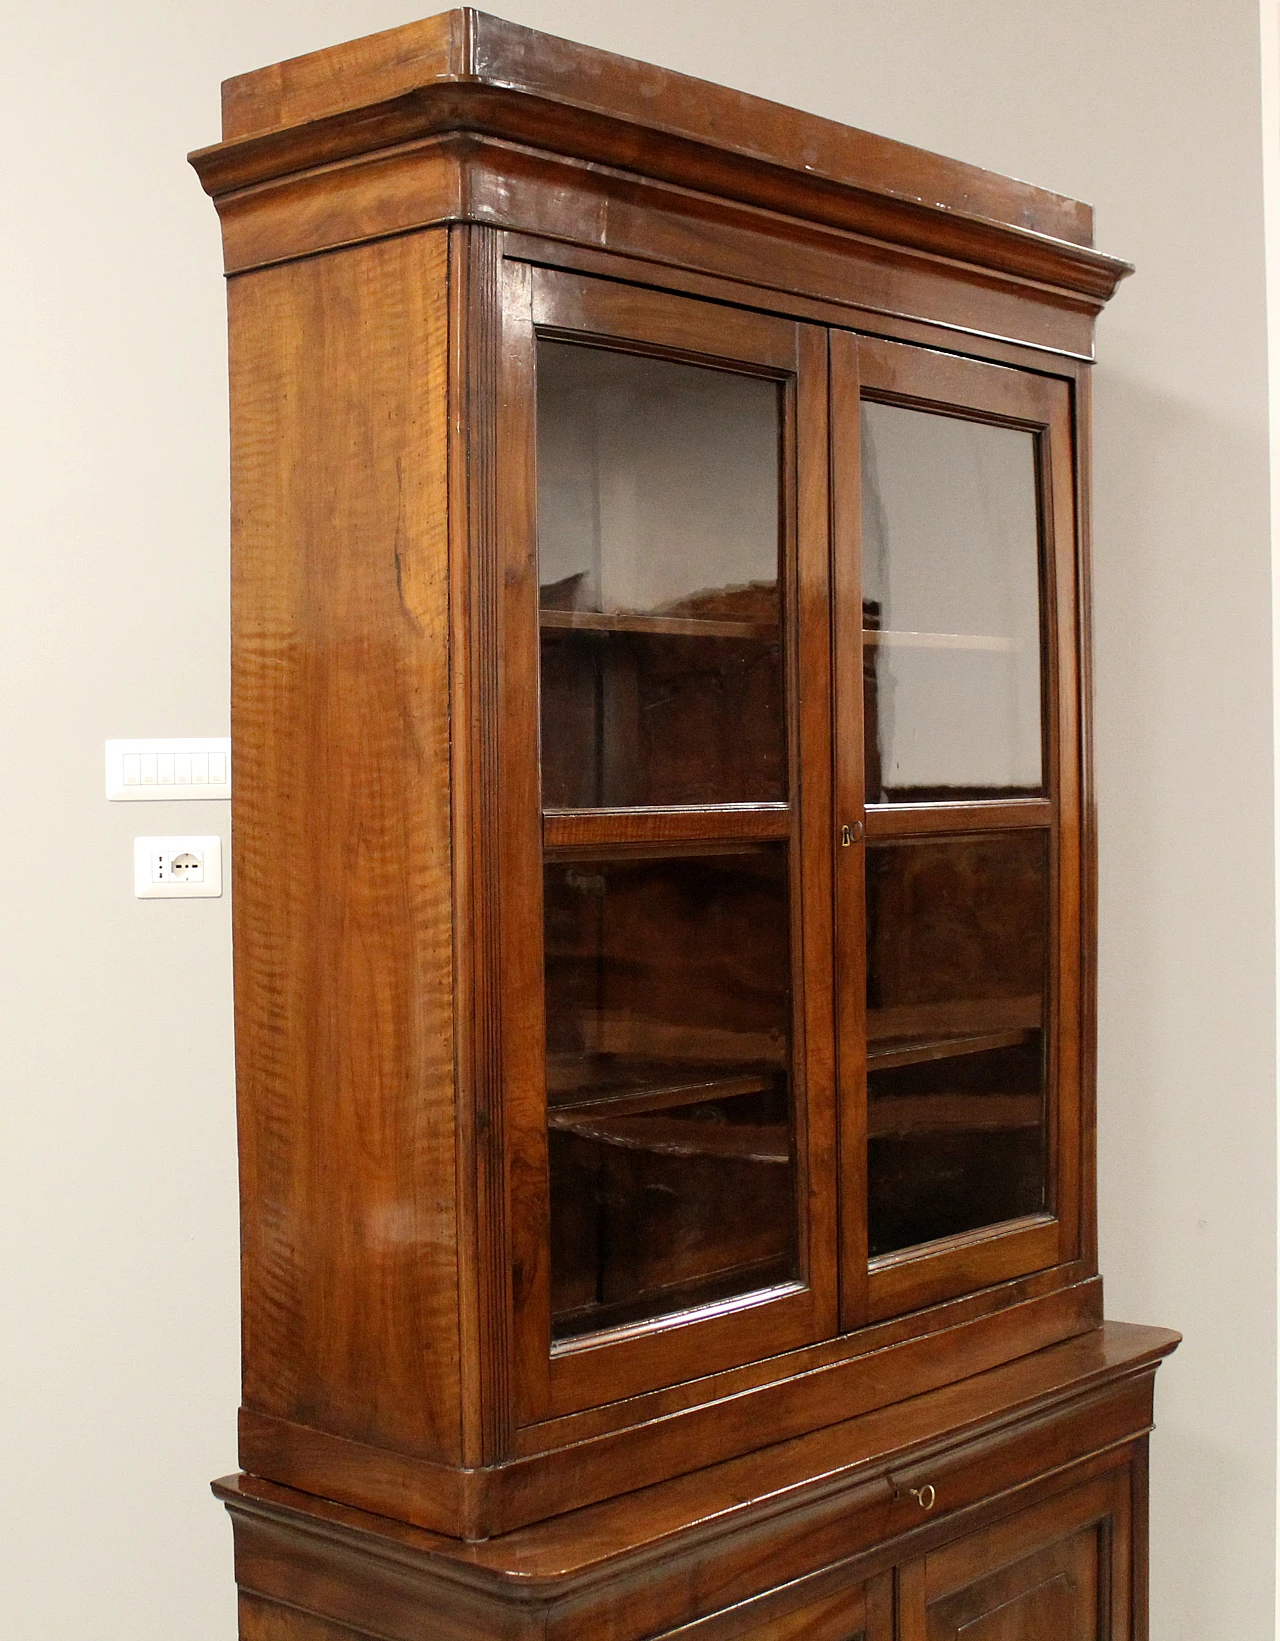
top-left (191, 12), bottom-right (1179, 1638)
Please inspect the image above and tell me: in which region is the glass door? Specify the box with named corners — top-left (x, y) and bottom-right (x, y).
top-left (831, 334), bottom-right (1083, 1327)
top-left (500, 266), bottom-right (837, 1421)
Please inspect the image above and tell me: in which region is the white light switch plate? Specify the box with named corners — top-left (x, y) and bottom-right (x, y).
top-left (134, 836), bottom-right (223, 899)
top-left (107, 738), bottom-right (231, 800)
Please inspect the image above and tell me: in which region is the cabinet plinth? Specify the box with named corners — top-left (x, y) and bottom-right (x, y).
top-left (191, 9), bottom-right (1175, 1634)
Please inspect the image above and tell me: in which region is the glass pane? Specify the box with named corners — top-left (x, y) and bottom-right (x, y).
top-left (866, 834), bottom-right (1048, 1256)
top-left (545, 846), bottom-right (797, 1339)
top-left (861, 400), bottom-right (1043, 802)
top-left (537, 340), bottom-right (785, 807)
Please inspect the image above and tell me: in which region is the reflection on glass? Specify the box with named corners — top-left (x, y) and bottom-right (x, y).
top-left (866, 834), bottom-right (1048, 1256)
top-left (861, 401), bottom-right (1043, 802)
top-left (537, 340), bottom-right (785, 807)
top-left (545, 846), bottom-right (797, 1339)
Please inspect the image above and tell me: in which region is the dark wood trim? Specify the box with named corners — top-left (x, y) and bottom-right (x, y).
top-left (794, 318), bottom-right (843, 1348)
top-left (865, 800), bottom-right (1052, 839)
top-left (830, 328), bottom-right (870, 1332)
top-left (867, 1218), bottom-right (1060, 1324)
top-left (1131, 1438), bottom-right (1151, 1641)
top-left (494, 251), bottom-right (554, 1432)
top-left (1045, 371), bottom-right (1085, 1267)
top-left (1074, 364), bottom-right (1100, 1274)
top-left (207, 136), bottom-right (1103, 365)
top-left (856, 333), bottom-right (1065, 425)
top-left (543, 806), bottom-right (790, 851)
top-left (212, 9), bottom-right (1091, 247)
top-left (450, 223), bottom-right (517, 1468)
top-left (502, 230), bottom-right (1100, 366)
top-left (531, 263), bottom-right (799, 371)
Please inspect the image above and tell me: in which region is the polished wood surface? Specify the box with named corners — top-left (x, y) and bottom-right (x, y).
top-left (191, 14), bottom-right (1130, 319)
top-left (196, 9), bottom-right (1130, 300)
top-left (218, 1324), bottom-right (1175, 1640)
top-left (496, 266), bottom-right (840, 1425)
top-left (194, 15), bottom-right (1172, 1633)
top-left (212, 7), bottom-right (1090, 250)
top-left (230, 229), bottom-right (462, 1465)
top-left (913, 1467), bottom-right (1130, 1639)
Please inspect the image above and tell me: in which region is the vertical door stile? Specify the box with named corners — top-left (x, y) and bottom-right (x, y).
top-left (795, 322), bottom-right (841, 1337)
top-left (829, 330), bottom-right (870, 1331)
top-left (497, 252), bottom-right (555, 1429)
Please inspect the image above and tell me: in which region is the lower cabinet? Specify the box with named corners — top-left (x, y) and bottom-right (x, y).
top-left (219, 1326), bottom-right (1168, 1641)
top-left (228, 1461), bottom-right (1139, 1641)
top-left (723, 1468), bottom-right (1132, 1641)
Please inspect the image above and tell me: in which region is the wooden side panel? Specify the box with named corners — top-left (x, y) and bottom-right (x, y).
top-left (240, 1594), bottom-right (375, 1641)
top-left (230, 230), bottom-right (462, 1464)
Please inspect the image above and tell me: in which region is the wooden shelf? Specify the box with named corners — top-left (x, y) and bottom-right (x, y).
top-left (863, 628), bottom-right (1018, 653)
top-left (867, 996), bottom-right (1042, 1045)
top-left (541, 608), bottom-right (778, 640)
top-left (549, 1112), bottom-right (790, 1162)
top-left (551, 1253), bottom-right (795, 1344)
top-left (868, 1027), bottom-right (1038, 1072)
top-left (547, 1054), bottom-right (775, 1119)
top-left (865, 799), bottom-right (1051, 839)
top-left (869, 1093), bottom-right (1043, 1139)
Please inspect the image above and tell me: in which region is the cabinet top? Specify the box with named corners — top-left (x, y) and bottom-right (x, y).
top-left (193, 8), bottom-right (1130, 300)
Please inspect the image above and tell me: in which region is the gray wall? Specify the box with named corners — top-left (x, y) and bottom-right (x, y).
top-left (1, 2), bottom-right (1273, 1635)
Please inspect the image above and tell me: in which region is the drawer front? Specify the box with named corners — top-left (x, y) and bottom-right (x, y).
top-left (870, 1375), bottom-right (1149, 1547)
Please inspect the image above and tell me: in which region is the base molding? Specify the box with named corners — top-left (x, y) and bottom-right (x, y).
top-left (220, 1321), bottom-right (1178, 1641)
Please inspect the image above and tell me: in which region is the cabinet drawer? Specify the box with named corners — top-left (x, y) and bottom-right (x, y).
top-left (866, 1374), bottom-right (1148, 1549)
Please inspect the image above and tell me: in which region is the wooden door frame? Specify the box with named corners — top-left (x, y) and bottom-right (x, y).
top-left (831, 334), bottom-right (1084, 1329)
top-left (495, 261), bottom-right (840, 1425)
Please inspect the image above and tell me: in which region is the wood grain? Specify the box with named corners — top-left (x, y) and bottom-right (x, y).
top-left (204, 134), bottom-right (1106, 366)
top-left (195, 9), bottom-right (1133, 313)
top-left (503, 232), bottom-right (1100, 369)
top-left (199, 20), bottom-right (1169, 1629)
top-left (230, 229), bottom-right (461, 1464)
top-left (214, 8), bottom-right (1092, 250)
top-left (450, 224), bottom-right (517, 1466)
top-left (218, 1323), bottom-right (1175, 1639)
top-left (239, 1594), bottom-right (376, 1641)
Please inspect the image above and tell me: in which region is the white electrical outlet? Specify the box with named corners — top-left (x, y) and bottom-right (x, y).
top-left (107, 738), bottom-right (231, 801)
top-left (134, 836), bottom-right (223, 899)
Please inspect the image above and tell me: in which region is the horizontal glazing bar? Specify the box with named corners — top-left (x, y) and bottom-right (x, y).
top-left (865, 799), bottom-right (1051, 839)
top-left (544, 803), bottom-right (791, 851)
